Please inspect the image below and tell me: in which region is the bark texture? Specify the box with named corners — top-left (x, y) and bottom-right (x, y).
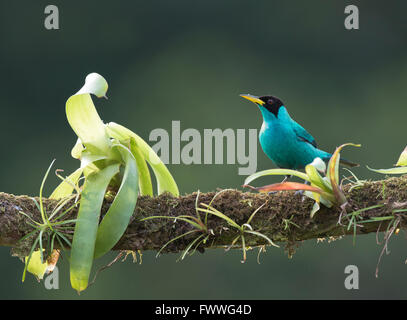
top-left (1, 175), bottom-right (407, 259)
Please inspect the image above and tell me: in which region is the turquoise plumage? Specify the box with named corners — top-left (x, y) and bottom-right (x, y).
top-left (240, 94), bottom-right (357, 170)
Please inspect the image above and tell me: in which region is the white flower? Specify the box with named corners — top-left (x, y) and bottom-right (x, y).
top-left (310, 157), bottom-right (326, 173)
top-left (76, 73), bottom-right (108, 98)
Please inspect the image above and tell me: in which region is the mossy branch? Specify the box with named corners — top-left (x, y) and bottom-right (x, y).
top-left (2, 175), bottom-right (407, 259)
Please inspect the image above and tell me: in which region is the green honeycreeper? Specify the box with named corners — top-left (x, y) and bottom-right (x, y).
top-left (240, 94), bottom-right (358, 172)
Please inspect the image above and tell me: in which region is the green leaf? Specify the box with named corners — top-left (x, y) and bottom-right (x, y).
top-left (156, 230), bottom-right (198, 258)
top-left (243, 230), bottom-right (279, 248)
top-left (50, 167), bottom-right (83, 200)
top-left (22, 236), bottom-right (40, 282)
top-left (367, 166), bottom-right (407, 175)
top-left (94, 149), bottom-right (139, 259)
top-left (303, 191), bottom-right (333, 208)
top-left (310, 201), bottom-right (320, 218)
top-left (305, 163), bottom-right (332, 193)
top-left (396, 146), bottom-right (407, 166)
top-left (39, 160), bottom-right (56, 226)
top-left (25, 250), bottom-right (48, 280)
top-left (327, 143), bottom-right (360, 205)
top-left (50, 152), bottom-right (108, 200)
top-left (70, 163), bottom-right (120, 293)
top-left (71, 138), bottom-right (84, 159)
top-left (106, 122), bottom-right (179, 196)
top-left (79, 151), bottom-right (108, 169)
top-left (66, 93), bottom-right (112, 156)
top-left (244, 169), bottom-right (309, 186)
top-left (358, 216), bottom-right (394, 223)
top-left (197, 204), bottom-right (241, 230)
top-left (140, 215), bottom-right (204, 231)
top-left (129, 138), bottom-right (153, 196)
top-left (65, 73), bottom-right (115, 157)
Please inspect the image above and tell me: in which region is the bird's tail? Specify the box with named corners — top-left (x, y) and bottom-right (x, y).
top-left (322, 155), bottom-right (359, 168)
top-left (339, 158), bottom-right (359, 168)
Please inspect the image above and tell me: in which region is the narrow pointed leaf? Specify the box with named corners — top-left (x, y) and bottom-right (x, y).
top-left (328, 143), bottom-right (360, 205)
top-left (367, 166), bottom-right (407, 175)
top-left (327, 143), bottom-right (361, 183)
top-left (396, 146), bottom-right (407, 167)
top-left (244, 169), bottom-right (309, 186)
top-left (94, 150), bottom-right (139, 259)
top-left (310, 201), bottom-right (320, 218)
top-left (243, 182), bottom-right (325, 194)
top-left (70, 163), bottom-right (120, 293)
top-left (244, 230), bottom-right (279, 248)
top-left (130, 138), bottom-right (153, 196)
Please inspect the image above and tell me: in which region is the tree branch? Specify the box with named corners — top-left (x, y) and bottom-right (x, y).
top-left (2, 175), bottom-right (407, 259)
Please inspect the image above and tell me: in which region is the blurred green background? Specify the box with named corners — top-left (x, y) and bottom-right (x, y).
top-left (1, 0), bottom-right (407, 299)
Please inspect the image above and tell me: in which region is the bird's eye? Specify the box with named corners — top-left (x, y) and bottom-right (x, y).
top-left (267, 99), bottom-right (274, 105)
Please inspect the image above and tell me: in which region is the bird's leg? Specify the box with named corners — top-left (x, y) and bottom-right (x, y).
top-left (294, 180), bottom-right (309, 197)
top-left (268, 175), bottom-right (292, 195)
top-left (281, 175), bottom-right (292, 183)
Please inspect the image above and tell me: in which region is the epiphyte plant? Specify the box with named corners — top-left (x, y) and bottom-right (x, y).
top-left (25, 73), bottom-right (179, 293)
top-left (19, 159), bottom-right (77, 282)
top-left (243, 143), bottom-right (361, 217)
top-left (368, 145), bottom-right (407, 175)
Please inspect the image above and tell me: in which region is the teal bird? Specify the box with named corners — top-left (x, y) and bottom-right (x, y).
top-left (240, 94), bottom-right (358, 175)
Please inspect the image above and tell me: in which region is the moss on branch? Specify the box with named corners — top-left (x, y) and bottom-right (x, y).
top-left (1, 175), bottom-right (407, 259)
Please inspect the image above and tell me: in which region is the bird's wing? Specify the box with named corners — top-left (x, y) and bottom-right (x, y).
top-left (291, 120), bottom-right (317, 148)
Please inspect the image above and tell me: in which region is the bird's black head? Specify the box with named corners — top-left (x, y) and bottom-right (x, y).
top-left (258, 96), bottom-right (284, 116)
top-left (240, 94), bottom-right (285, 117)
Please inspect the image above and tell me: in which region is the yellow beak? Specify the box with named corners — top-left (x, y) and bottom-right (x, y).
top-left (239, 94), bottom-right (265, 105)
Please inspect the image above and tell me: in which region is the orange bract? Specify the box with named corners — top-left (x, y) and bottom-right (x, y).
top-left (243, 182), bottom-right (324, 194)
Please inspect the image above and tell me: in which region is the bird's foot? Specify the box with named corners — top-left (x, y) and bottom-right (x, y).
top-left (294, 190), bottom-right (308, 202)
top-left (294, 180), bottom-right (310, 198)
top-left (294, 190), bottom-right (304, 196)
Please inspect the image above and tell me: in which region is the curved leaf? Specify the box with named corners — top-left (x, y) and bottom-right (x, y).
top-left (243, 182), bottom-right (325, 194)
top-left (367, 166), bottom-right (407, 175)
top-left (25, 250), bottom-right (48, 280)
top-left (106, 122), bottom-right (179, 196)
top-left (396, 146), bottom-right (407, 167)
top-left (244, 169), bottom-right (309, 186)
top-left (66, 94), bottom-right (111, 155)
top-left (130, 138), bottom-right (153, 196)
top-left (66, 73), bottom-right (117, 158)
top-left (310, 201), bottom-right (320, 218)
top-left (94, 150), bottom-right (139, 259)
top-left (79, 152), bottom-right (108, 169)
top-left (327, 143), bottom-right (360, 205)
top-left (305, 163), bottom-right (332, 193)
top-left (70, 163), bottom-right (120, 293)
top-left (71, 138), bottom-right (84, 159)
